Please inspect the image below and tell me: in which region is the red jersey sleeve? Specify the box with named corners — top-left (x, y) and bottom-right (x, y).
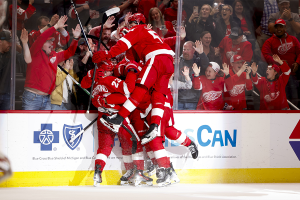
top-left (124, 71), bottom-right (137, 93)
top-left (30, 27), bottom-right (56, 56)
top-left (163, 36), bottom-right (176, 48)
top-left (261, 38), bottom-right (275, 65)
top-left (245, 78), bottom-right (253, 91)
top-left (56, 39), bottom-right (78, 64)
top-left (224, 75), bottom-right (234, 91)
top-left (108, 26), bottom-right (142, 58)
top-left (279, 62), bottom-right (291, 86)
top-left (28, 30), bottom-right (40, 47)
top-left (12, 4), bottom-right (36, 21)
top-left (105, 93), bottom-right (128, 105)
top-left (192, 76), bottom-right (202, 90)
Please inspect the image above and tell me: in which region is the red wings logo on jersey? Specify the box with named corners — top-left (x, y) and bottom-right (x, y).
top-left (264, 91), bottom-right (280, 102)
top-left (17, 7), bottom-right (25, 15)
top-left (229, 84), bottom-right (245, 97)
top-left (278, 42), bottom-right (293, 55)
top-left (202, 91), bottom-right (222, 103)
top-left (92, 84), bottom-right (109, 96)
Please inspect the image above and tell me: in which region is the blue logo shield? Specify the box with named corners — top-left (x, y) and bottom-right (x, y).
top-left (63, 124), bottom-right (83, 150)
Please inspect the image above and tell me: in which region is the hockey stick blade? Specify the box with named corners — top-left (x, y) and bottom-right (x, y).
top-left (69, 117), bottom-right (98, 143)
top-left (105, 7), bottom-right (120, 17)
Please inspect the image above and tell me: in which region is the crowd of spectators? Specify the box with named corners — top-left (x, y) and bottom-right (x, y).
top-left (1, 0), bottom-right (300, 111)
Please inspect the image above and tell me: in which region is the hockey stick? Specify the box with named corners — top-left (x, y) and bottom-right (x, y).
top-left (69, 117), bottom-right (98, 143)
top-left (70, 0), bottom-right (119, 113)
top-left (86, 34), bottom-right (110, 51)
top-left (58, 65), bottom-right (138, 153)
top-left (88, 7), bottom-right (120, 113)
top-left (57, 65), bottom-right (92, 98)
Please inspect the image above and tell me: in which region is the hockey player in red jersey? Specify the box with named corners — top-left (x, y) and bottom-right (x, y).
top-left (192, 62), bottom-right (234, 110)
top-left (81, 61), bottom-right (152, 186)
top-left (224, 55), bottom-right (253, 110)
top-left (251, 54), bottom-right (290, 110)
top-left (92, 13), bottom-right (175, 145)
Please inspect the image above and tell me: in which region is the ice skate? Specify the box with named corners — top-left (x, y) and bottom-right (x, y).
top-left (93, 164), bottom-right (102, 187)
top-left (156, 167), bottom-right (172, 187)
top-left (188, 141), bottom-right (198, 159)
top-left (141, 124), bottom-right (158, 145)
top-left (170, 163), bottom-right (180, 184)
top-left (120, 168), bottom-right (135, 186)
top-left (131, 170), bottom-right (153, 186)
top-left (100, 114), bottom-right (124, 133)
top-left (145, 159), bottom-right (156, 177)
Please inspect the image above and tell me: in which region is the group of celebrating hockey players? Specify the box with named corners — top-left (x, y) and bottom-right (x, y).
top-left (82, 13), bottom-right (199, 187)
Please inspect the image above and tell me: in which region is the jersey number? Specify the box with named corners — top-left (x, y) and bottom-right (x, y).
top-left (112, 78), bottom-right (122, 88)
top-left (148, 30), bottom-right (163, 43)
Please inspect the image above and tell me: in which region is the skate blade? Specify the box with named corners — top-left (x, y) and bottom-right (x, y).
top-left (100, 118), bottom-right (120, 133)
top-left (120, 180), bottom-right (133, 186)
top-left (132, 181), bottom-right (153, 187)
top-left (170, 179), bottom-right (180, 185)
top-left (156, 181), bottom-right (171, 187)
top-left (93, 181), bottom-right (101, 187)
top-left (147, 171), bottom-right (155, 177)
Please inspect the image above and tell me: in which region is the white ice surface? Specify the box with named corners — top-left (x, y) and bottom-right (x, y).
top-left (1, 183), bottom-right (300, 200)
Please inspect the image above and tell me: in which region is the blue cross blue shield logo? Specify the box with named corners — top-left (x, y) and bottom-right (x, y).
top-left (34, 124), bottom-right (59, 151)
top-left (63, 124), bottom-right (83, 150)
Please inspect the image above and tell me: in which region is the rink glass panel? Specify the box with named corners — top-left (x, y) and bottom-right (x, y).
top-left (4, 0), bottom-right (300, 110)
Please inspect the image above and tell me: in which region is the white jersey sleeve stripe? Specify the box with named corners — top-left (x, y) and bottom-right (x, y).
top-left (120, 37), bottom-right (132, 49)
top-left (123, 155), bottom-right (133, 163)
top-left (284, 69), bottom-right (291, 75)
top-left (175, 133), bottom-right (187, 144)
top-left (123, 82), bottom-right (130, 96)
top-left (123, 99), bottom-right (136, 112)
top-left (132, 152), bottom-right (144, 161)
top-left (145, 49), bottom-right (175, 62)
top-left (151, 108), bottom-right (164, 118)
top-left (153, 149), bottom-right (168, 159)
top-left (141, 56), bottom-right (155, 84)
top-left (95, 153), bottom-right (108, 162)
top-left (147, 151), bottom-right (155, 159)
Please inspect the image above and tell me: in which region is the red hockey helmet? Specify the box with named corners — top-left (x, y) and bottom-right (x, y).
top-left (128, 13), bottom-right (146, 25)
top-left (99, 61), bottom-right (114, 71)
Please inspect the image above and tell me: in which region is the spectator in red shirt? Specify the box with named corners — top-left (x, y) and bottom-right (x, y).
top-left (218, 27), bottom-right (253, 66)
top-left (251, 54), bottom-right (290, 110)
top-left (28, 14), bottom-right (70, 49)
top-left (148, 7), bottom-right (176, 38)
top-left (22, 16), bottom-right (81, 110)
top-left (9, 0), bottom-right (36, 38)
top-left (262, 18), bottom-right (300, 107)
top-left (192, 62), bottom-right (233, 110)
top-left (224, 55), bottom-right (253, 110)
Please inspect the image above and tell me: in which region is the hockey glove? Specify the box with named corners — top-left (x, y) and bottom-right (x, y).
top-left (87, 69), bottom-right (105, 81)
top-left (92, 50), bottom-right (112, 63)
top-left (92, 95), bottom-right (106, 109)
top-left (125, 61), bottom-right (140, 74)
